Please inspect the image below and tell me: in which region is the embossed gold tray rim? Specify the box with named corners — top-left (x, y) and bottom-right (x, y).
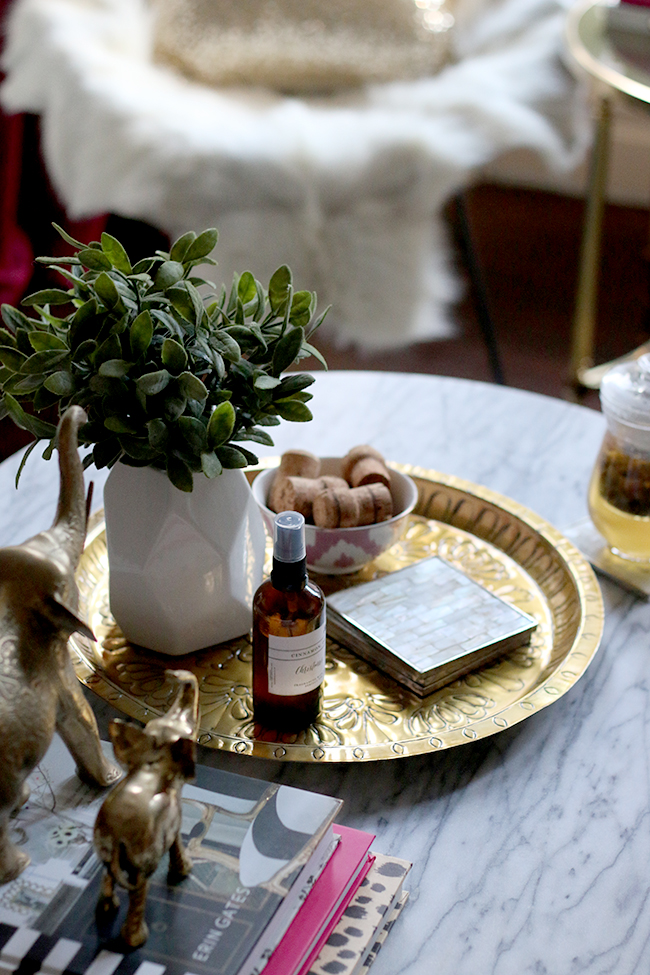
top-left (71, 462), bottom-right (604, 762)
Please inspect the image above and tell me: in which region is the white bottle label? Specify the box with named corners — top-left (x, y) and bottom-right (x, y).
top-left (267, 612), bottom-right (327, 696)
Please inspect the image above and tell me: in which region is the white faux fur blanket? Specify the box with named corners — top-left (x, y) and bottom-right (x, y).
top-left (0, 0), bottom-right (589, 347)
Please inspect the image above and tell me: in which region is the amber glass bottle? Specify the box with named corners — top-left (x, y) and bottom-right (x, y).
top-left (252, 511), bottom-right (326, 730)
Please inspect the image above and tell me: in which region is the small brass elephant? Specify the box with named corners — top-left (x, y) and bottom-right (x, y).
top-left (94, 670), bottom-right (199, 948)
top-left (0, 406), bottom-right (120, 884)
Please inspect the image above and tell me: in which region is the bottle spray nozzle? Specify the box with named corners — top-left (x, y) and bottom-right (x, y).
top-left (273, 511), bottom-right (306, 563)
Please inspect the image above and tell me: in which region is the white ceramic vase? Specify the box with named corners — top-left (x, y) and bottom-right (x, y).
top-left (103, 463), bottom-right (266, 655)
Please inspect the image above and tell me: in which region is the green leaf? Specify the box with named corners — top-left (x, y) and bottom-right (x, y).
top-left (137, 370), bottom-right (171, 396)
top-left (93, 437), bottom-right (122, 470)
top-left (209, 331), bottom-right (240, 363)
top-left (207, 400), bottom-right (236, 449)
top-left (155, 261), bottom-right (185, 291)
top-left (273, 398), bottom-right (313, 422)
top-left (164, 393), bottom-right (187, 421)
top-left (104, 416), bottom-right (138, 435)
top-left (272, 326), bottom-right (304, 375)
top-left (184, 228), bottom-right (218, 263)
top-left (130, 310), bottom-right (153, 358)
top-left (43, 371), bottom-right (74, 396)
top-left (99, 359), bottom-right (132, 378)
top-left (238, 271), bottom-right (257, 304)
top-left (131, 257), bottom-right (157, 275)
top-left (22, 288), bottom-right (72, 307)
top-left (33, 384), bottom-right (59, 411)
top-left (89, 374), bottom-right (124, 396)
top-left (69, 297), bottom-right (99, 347)
top-left (93, 332), bottom-right (121, 366)
top-left (41, 438), bottom-right (57, 461)
top-left (34, 255), bottom-right (82, 266)
top-left (101, 233), bottom-right (132, 274)
top-left (201, 451), bottom-right (222, 478)
top-left (72, 339), bottom-right (98, 362)
top-left (290, 290), bottom-right (314, 327)
top-left (254, 374), bottom-right (281, 390)
top-left (52, 222), bottom-right (86, 249)
top-left (0, 347), bottom-right (27, 372)
top-left (78, 248), bottom-right (112, 271)
top-left (28, 332), bottom-right (68, 352)
top-left (150, 307), bottom-right (184, 340)
top-left (118, 436), bottom-right (157, 461)
top-left (216, 445), bottom-right (248, 468)
top-left (177, 416), bottom-right (207, 453)
top-left (147, 418), bottom-right (169, 451)
top-left (302, 341), bottom-right (328, 370)
top-left (14, 439), bottom-right (38, 487)
top-left (178, 371), bottom-right (208, 402)
top-left (276, 373), bottom-right (315, 395)
top-left (161, 338), bottom-right (188, 373)
top-left (167, 285), bottom-right (196, 323)
top-left (10, 374), bottom-right (44, 394)
top-left (2, 304), bottom-right (32, 334)
top-left (236, 427), bottom-right (274, 446)
top-left (20, 350), bottom-right (69, 374)
top-left (51, 267), bottom-right (92, 295)
top-left (170, 232), bottom-right (196, 263)
top-left (268, 265), bottom-right (292, 314)
top-left (167, 455), bottom-right (194, 492)
top-left (94, 272), bottom-right (121, 309)
top-left (184, 280), bottom-right (206, 324)
top-left (230, 444), bottom-right (258, 466)
top-left (3, 394), bottom-right (57, 439)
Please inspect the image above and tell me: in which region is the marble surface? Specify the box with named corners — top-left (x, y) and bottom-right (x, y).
top-left (2, 371), bottom-right (645, 975)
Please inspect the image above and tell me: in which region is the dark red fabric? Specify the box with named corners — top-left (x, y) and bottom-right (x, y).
top-left (0, 0), bottom-right (108, 309)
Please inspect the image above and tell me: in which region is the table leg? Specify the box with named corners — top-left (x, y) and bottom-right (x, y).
top-left (569, 95), bottom-right (611, 394)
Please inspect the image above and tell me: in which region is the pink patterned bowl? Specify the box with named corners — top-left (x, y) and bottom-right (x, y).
top-left (251, 458), bottom-right (418, 575)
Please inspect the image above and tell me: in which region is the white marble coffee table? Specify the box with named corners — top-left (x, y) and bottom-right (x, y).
top-left (3, 371), bottom-right (644, 975)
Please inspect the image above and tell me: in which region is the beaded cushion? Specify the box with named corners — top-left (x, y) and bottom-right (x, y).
top-left (151, 0), bottom-right (455, 95)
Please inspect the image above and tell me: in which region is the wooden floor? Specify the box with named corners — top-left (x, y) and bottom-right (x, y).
top-left (308, 184), bottom-right (650, 410)
top-left (2, 183), bottom-right (650, 461)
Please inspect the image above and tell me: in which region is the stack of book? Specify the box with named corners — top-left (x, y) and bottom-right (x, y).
top-left (0, 736), bottom-right (410, 975)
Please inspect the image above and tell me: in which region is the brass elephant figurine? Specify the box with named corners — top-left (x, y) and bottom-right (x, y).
top-left (0, 405), bottom-right (120, 884)
top-left (94, 670), bottom-right (199, 948)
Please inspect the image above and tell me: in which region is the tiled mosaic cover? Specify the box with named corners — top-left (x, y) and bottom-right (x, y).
top-left (327, 556), bottom-right (537, 694)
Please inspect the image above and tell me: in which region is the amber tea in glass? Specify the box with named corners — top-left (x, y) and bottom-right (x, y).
top-left (588, 353), bottom-right (650, 563)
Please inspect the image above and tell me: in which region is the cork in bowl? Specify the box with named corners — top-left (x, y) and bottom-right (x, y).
top-left (252, 457), bottom-right (418, 575)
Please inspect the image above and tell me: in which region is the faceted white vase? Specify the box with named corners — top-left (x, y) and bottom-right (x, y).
top-left (103, 463), bottom-right (266, 655)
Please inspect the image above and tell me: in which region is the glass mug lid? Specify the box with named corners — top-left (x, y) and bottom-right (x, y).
top-left (601, 353), bottom-right (650, 428)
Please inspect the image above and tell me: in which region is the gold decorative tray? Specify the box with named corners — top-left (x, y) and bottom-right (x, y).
top-left (71, 464), bottom-right (604, 762)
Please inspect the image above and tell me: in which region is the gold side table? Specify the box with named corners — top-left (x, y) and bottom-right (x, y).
top-left (566, 0), bottom-right (650, 393)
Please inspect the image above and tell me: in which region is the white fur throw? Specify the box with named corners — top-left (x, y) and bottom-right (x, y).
top-left (0, 0), bottom-right (590, 347)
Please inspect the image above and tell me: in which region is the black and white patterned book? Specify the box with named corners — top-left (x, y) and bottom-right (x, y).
top-left (0, 736), bottom-right (341, 975)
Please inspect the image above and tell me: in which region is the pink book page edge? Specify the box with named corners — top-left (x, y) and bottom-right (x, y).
top-left (263, 824), bottom-right (375, 975)
top-left (294, 856), bottom-right (375, 975)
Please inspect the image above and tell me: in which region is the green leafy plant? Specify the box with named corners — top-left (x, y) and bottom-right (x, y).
top-left (0, 225), bottom-right (327, 491)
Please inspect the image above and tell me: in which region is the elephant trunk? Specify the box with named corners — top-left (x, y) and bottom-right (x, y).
top-left (149, 671), bottom-right (199, 744)
top-left (51, 406), bottom-right (89, 569)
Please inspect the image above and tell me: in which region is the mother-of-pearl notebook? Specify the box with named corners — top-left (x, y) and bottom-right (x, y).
top-left (326, 556), bottom-right (537, 695)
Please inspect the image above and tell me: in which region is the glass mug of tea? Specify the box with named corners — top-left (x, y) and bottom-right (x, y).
top-left (588, 353), bottom-right (650, 563)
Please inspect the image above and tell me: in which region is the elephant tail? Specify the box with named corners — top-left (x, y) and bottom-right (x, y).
top-left (51, 406), bottom-right (89, 567)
